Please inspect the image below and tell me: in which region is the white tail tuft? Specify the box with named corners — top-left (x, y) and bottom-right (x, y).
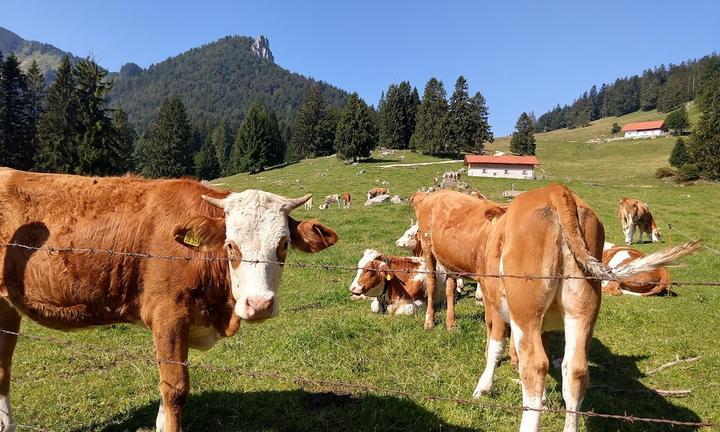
top-left (613, 240), bottom-right (703, 278)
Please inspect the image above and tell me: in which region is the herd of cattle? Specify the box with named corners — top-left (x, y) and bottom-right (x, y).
top-left (0, 167), bottom-right (703, 431)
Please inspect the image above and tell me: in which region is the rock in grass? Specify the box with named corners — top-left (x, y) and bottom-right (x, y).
top-left (364, 194), bottom-right (390, 207)
top-left (390, 195), bottom-right (403, 204)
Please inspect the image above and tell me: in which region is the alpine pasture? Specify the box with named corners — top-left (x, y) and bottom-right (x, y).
top-left (10, 109), bottom-right (720, 431)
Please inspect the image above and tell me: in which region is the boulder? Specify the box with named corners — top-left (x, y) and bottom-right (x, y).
top-left (364, 194), bottom-right (390, 207)
top-left (390, 195), bottom-right (403, 204)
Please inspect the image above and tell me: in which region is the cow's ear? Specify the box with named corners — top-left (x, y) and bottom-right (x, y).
top-left (174, 216), bottom-right (225, 250)
top-left (288, 217), bottom-right (338, 253)
top-left (484, 206), bottom-right (506, 223)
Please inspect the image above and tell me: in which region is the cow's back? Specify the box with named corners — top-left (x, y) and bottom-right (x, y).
top-left (0, 169), bottom-right (229, 329)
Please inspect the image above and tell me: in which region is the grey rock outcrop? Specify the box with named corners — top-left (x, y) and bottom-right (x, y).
top-left (251, 35), bottom-right (274, 62)
top-left (364, 194), bottom-right (390, 207)
top-left (390, 195), bottom-right (403, 204)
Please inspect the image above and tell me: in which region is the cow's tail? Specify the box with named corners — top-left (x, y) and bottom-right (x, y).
top-left (613, 240), bottom-right (702, 278)
top-left (550, 184), bottom-right (614, 281)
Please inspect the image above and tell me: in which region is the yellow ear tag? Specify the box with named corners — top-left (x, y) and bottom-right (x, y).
top-left (385, 273), bottom-right (394, 281)
top-left (491, 217), bottom-right (497, 225)
top-left (183, 230), bottom-right (201, 247)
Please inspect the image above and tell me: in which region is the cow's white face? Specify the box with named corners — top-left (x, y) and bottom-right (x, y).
top-left (349, 249), bottom-right (385, 297)
top-left (395, 224), bottom-right (419, 250)
top-left (203, 190), bottom-right (314, 322)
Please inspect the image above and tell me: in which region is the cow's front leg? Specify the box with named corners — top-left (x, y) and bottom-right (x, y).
top-left (445, 278), bottom-right (457, 330)
top-left (624, 223), bottom-right (635, 245)
top-left (0, 299), bottom-right (21, 432)
top-left (422, 252), bottom-right (437, 330)
top-left (152, 309), bottom-right (190, 432)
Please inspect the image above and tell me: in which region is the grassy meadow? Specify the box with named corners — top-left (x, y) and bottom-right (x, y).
top-left (10, 109), bottom-right (720, 431)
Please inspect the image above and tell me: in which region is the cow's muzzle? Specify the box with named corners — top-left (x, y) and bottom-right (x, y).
top-left (236, 291), bottom-right (277, 321)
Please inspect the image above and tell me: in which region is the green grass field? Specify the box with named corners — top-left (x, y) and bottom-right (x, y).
top-left (10, 109), bottom-right (720, 431)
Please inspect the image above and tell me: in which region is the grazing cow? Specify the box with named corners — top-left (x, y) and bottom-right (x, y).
top-left (0, 168), bottom-right (338, 431)
top-left (349, 250), bottom-right (444, 315)
top-left (602, 246), bottom-right (673, 296)
top-left (367, 187), bottom-right (389, 201)
top-left (304, 196), bottom-right (313, 210)
top-left (618, 198), bottom-right (661, 244)
top-left (414, 185), bottom-right (700, 431)
top-left (318, 194), bottom-right (341, 210)
top-left (342, 192), bottom-right (351, 208)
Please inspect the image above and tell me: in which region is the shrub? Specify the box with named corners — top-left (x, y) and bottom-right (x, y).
top-left (655, 167), bottom-right (675, 179)
top-left (669, 137), bottom-right (691, 168)
top-left (675, 164), bottom-right (700, 183)
top-left (611, 122), bottom-right (621, 134)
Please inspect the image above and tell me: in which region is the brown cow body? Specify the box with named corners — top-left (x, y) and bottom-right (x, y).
top-left (341, 191), bottom-right (351, 208)
top-left (618, 198), bottom-right (661, 244)
top-left (0, 168), bottom-right (337, 431)
top-left (367, 187), bottom-right (389, 200)
top-left (602, 246), bottom-right (670, 296)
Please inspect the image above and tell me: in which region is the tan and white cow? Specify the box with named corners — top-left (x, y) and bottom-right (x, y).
top-left (602, 245), bottom-right (678, 296)
top-left (618, 198), bottom-right (661, 244)
top-left (413, 185), bottom-right (700, 432)
top-left (319, 194), bottom-right (341, 209)
top-left (0, 168), bottom-right (338, 431)
top-left (367, 187), bottom-right (389, 201)
top-left (341, 192), bottom-right (351, 209)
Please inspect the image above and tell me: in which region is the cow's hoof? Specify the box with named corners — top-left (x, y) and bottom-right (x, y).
top-left (424, 321), bottom-right (435, 330)
top-left (446, 322), bottom-right (456, 331)
top-left (472, 382), bottom-right (492, 398)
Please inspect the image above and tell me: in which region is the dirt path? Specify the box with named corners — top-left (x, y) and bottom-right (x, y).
top-left (377, 160), bottom-right (462, 168)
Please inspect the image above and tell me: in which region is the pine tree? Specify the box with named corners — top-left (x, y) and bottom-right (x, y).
top-left (470, 92), bottom-right (493, 153)
top-left (137, 97), bottom-right (193, 178)
top-left (229, 102), bottom-right (284, 174)
top-left (688, 75), bottom-right (720, 179)
top-left (334, 93), bottom-right (377, 162)
top-left (111, 108), bottom-right (136, 173)
top-left (411, 78), bottom-right (449, 155)
top-left (210, 120), bottom-right (234, 174)
top-left (665, 105), bottom-right (690, 135)
top-left (0, 53), bottom-right (34, 169)
top-left (35, 55), bottom-right (80, 173)
top-left (448, 75), bottom-right (476, 152)
top-left (510, 112), bottom-right (536, 155)
top-left (378, 81), bottom-right (417, 149)
top-left (194, 135), bottom-right (221, 179)
top-left (669, 137), bottom-right (691, 168)
top-left (287, 85), bottom-right (334, 160)
top-left (74, 58), bottom-right (116, 175)
top-left (24, 59), bottom-right (44, 158)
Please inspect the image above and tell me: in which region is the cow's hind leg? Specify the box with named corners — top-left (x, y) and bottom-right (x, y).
top-left (512, 320), bottom-right (547, 432)
top-left (445, 278), bottom-right (456, 330)
top-left (0, 299), bottom-right (21, 432)
top-left (473, 302), bottom-right (506, 397)
top-left (561, 314), bottom-right (593, 432)
top-left (422, 249), bottom-right (437, 330)
top-left (152, 307), bottom-right (190, 432)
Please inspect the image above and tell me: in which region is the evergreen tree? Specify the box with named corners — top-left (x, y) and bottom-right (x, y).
top-left (510, 112), bottom-right (536, 155)
top-left (448, 75), bottom-right (476, 152)
top-left (210, 120), bottom-right (234, 175)
top-left (137, 96), bottom-right (193, 178)
top-left (24, 59), bottom-right (45, 156)
top-left (35, 55), bottom-right (80, 173)
top-left (111, 108), bottom-right (136, 173)
top-left (378, 81), bottom-right (418, 149)
top-left (669, 138), bottom-right (691, 168)
top-left (412, 78), bottom-right (450, 155)
top-left (287, 85), bottom-right (334, 160)
top-left (194, 135), bottom-right (221, 179)
top-left (0, 53), bottom-right (33, 169)
top-left (689, 75), bottom-right (720, 179)
top-left (334, 93), bottom-right (377, 162)
top-left (74, 58), bottom-right (117, 175)
top-left (229, 102), bottom-right (284, 174)
top-left (640, 69), bottom-right (661, 111)
top-left (665, 105), bottom-right (690, 135)
top-left (470, 91), bottom-right (493, 153)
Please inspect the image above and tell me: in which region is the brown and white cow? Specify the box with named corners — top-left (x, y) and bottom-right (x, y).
top-left (318, 193), bottom-right (341, 209)
top-left (341, 192), bottom-right (351, 208)
top-left (602, 245), bottom-right (674, 296)
top-left (367, 187), bottom-right (389, 200)
top-left (414, 185), bottom-right (700, 432)
top-left (0, 168), bottom-right (337, 431)
top-left (618, 198), bottom-right (661, 244)
top-left (349, 250), bottom-right (444, 315)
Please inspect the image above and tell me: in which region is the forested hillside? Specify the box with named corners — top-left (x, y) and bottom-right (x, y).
top-left (108, 36), bottom-right (348, 130)
top-left (536, 54), bottom-right (720, 132)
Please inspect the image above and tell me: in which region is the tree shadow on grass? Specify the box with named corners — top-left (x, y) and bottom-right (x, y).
top-left (80, 389), bottom-right (481, 432)
top-left (546, 335), bottom-right (703, 431)
top-left (359, 157), bottom-right (401, 164)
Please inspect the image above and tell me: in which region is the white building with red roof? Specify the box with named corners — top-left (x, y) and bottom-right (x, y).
top-left (621, 120), bottom-right (668, 139)
top-left (464, 154), bottom-right (539, 179)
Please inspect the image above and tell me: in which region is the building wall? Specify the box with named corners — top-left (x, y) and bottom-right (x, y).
top-left (467, 163), bottom-right (534, 179)
top-left (624, 129), bottom-right (668, 139)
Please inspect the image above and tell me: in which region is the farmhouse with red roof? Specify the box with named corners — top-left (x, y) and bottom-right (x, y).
top-left (621, 120), bottom-right (668, 139)
top-left (464, 154), bottom-right (539, 179)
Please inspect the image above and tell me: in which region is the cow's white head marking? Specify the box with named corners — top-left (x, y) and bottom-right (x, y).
top-left (349, 249), bottom-right (386, 297)
top-left (395, 223), bottom-right (420, 250)
top-left (199, 190), bottom-right (336, 322)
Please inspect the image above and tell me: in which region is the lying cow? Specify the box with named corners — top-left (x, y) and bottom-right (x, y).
top-left (367, 187), bottom-right (389, 200)
top-left (413, 186), bottom-right (700, 432)
top-left (618, 197), bottom-right (661, 244)
top-left (349, 250), bottom-right (444, 315)
top-left (318, 193), bottom-right (341, 209)
top-left (342, 191), bottom-right (351, 208)
top-left (602, 245), bottom-right (675, 296)
top-left (0, 168), bottom-right (337, 431)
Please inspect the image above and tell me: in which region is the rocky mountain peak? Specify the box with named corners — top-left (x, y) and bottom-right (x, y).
top-left (251, 35), bottom-right (274, 62)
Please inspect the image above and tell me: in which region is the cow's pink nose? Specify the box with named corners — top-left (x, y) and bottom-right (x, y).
top-left (245, 293), bottom-right (275, 319)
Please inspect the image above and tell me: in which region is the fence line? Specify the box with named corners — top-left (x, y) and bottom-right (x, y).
top-left (1, 329), bottom-right (717, 429)
top-left (0, 242), bottom-right (717, 288)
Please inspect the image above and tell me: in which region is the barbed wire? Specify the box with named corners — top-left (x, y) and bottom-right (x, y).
top-left (1, 242), bottom-right (718, 287)
top-left (1, 328), bottom-right (717, 429)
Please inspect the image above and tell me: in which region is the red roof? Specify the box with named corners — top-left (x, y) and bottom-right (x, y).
top-left (464, 155), bottom-right (540, 166)
top-left (621, 120), bottom-right (665, 132)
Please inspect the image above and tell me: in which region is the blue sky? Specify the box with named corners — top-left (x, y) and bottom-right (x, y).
top-left (3, 0), bottom-right (719, 134)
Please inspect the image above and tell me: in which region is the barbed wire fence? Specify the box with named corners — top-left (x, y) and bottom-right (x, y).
top-left (0, 241), bottom-right (718, 430)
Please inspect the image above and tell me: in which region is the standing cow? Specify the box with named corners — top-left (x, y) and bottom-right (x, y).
top-left (342, 192), bottom-right (351, 208)
top-left (0, 168), bottom-right (337, 431)
top-left (318, 194), bottom-right (341, 209)
top-left (618, 198), bottom-right (661, 244)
